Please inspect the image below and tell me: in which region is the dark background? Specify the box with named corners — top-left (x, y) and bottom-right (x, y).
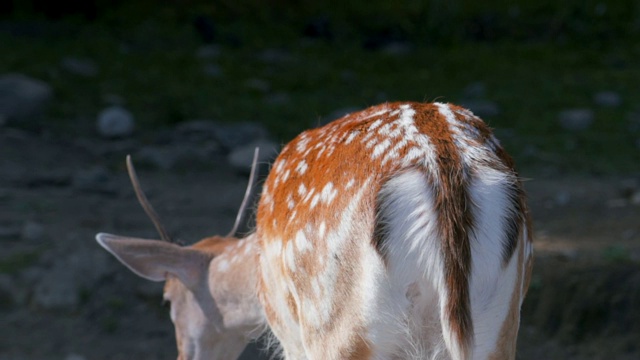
top-left (1, 1), bottom-right (639, 359)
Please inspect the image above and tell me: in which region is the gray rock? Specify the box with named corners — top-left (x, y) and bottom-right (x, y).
top-left (136, 143), bottom-right (218, 171)
top-left (228, 139), bottom-right (280, 173)
top-left (32, 250), bottom-right (110, 311)
top-left (203, 63), bottom-right (223, 77)
top-left (96, 106), bottom-right (135, 138)
top-left (593, 91), bottom-right (622, 107)
top-left (196, 44), bottom-right (221, 59)
top-left (177, 120), bottom-right (270, 151)
top-left (21, 221), bottom-right (45, 242)
top-left (60, 57), bottom-right (99, 77)
top-left (459, 100), bottom-right (501, 118)
top-left (212, 122), bottom-right (270, 150)
top-left (558, 108), bottom-right (594, 131)
top-left (0, 73), bottom-right (52, 124)
top-left (554, 191), bottom-right (571, 206)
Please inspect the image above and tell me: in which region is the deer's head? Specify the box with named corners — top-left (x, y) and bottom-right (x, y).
top-left (96, 153), bottom-right (264, 360)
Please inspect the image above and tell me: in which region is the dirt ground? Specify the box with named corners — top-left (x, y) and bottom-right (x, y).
top-left (1, 127), bottom-right (639, 360)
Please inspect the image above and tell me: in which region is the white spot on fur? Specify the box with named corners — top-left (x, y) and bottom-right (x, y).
top-left (287, 193), bottom-right (295, 210)
top-left (372, 138), bottom-right (392, 159)
top-left (320, 182), bottom-right (337, 204)
top-left (316, 146), bottom-right (327, 159)
top-left (302, 188), bottom-right (315, 203)
top-left (361, 108), bottom-right (389, 121)
top-left (369, 119), bottom-right (383, 131)
top-left (298, 183), bottom-right (307, 196)
top-left (243, 242), bottom-right (253, 255)
top-left (285, 241), bottom-right (296, 272)
top-left (310, 193), bottom-right (320, 209)
top-left (296, 160), bottom-right (308, 174)
top-left (262, 191), bottom-right (274, 214)
top-left (296, 136), bottom-right (310, 153)
top-left (345, 132), bottom-right (358, 144)
top-left (382, 138), bottom-right (408, 165)
top-left (345, 178), bottom-right (355, 189)
top-left (273, 159), bottom-right (286, 175)
top-left (295, 230), bottom-right (312, 253)
top-left (377, 122), bottom-right (392, 136)
top-left (360, 128), bottom-right (377, 145)
top-left (318, 221), bottom-right (327, 238)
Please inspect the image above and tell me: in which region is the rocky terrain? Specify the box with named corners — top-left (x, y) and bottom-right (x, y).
top-left (1, 73), bottom-right (639, 360)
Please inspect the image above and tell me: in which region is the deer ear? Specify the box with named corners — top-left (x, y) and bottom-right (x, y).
top-left (96, 232), bottom-right (211, 289)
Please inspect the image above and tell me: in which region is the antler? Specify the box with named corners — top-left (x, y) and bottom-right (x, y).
top-left (227, 147), bottom-right (260, 237)
top-left (126, 155), bottom-right (173, 242)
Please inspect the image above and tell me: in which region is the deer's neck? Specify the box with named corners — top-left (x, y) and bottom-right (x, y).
top-left (208, 234), bottom-right (265, 334)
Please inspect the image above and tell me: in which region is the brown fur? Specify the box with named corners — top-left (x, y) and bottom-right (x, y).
top-left (414, 105), bottom-right (474, 353)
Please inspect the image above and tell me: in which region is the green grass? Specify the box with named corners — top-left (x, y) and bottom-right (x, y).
top-left (0, 250), bottom-right (41, 274)
top-left (1, 17), bottom-right (638, 174)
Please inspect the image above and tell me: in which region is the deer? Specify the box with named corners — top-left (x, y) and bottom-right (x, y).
top-left (96, 152), bottom-right (267, 360)
top-left (254, 101), bottom-right (533, 360)
top-left (96, 101), bottom-right (533, 360)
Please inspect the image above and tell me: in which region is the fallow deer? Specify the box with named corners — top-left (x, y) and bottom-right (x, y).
top-left (96, 152), bottom-right (266, 360)
top-left (97, 101), bottom-right (533, 360)
top-left (255, 101), bottom-right (533, 359)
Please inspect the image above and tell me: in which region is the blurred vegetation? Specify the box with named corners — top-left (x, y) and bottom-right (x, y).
top-left (0, 250), bottom-right (41, 274)
top-left (0, 0), bottom-right (639, 174)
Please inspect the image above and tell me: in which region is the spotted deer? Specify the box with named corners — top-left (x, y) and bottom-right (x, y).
top-left (96, 101), bottom-right (532, 360)
top-left (256, 101), bottom-right (533, 359)
top-left (96, 153), bottom-right (266, 360)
